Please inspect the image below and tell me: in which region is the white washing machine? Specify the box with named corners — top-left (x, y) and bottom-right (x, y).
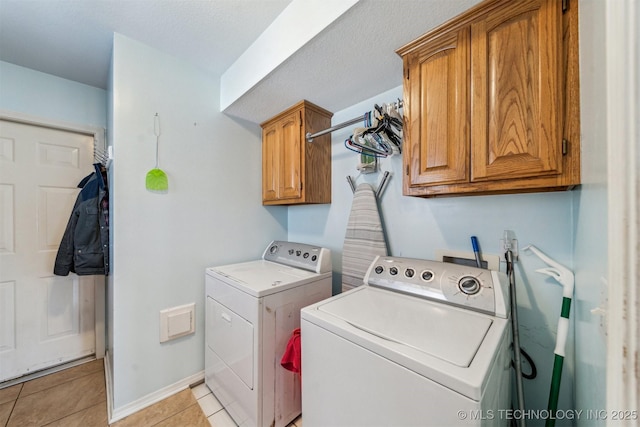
top-left (301, 255), bottom-right (511, 427)
top-left (205, 241), bottom-right (332, 427)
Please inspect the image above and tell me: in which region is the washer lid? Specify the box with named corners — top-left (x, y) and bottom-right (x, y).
top-left (317, 286), bottom-right (492, 367)
top-left (208, 260), bottom-right (329, 297)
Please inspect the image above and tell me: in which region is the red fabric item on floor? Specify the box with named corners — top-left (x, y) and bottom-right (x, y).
top-left (281, 328), bottom-right (301, 374)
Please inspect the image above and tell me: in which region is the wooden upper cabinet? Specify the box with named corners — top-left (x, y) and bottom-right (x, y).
top-left (262, 121), bottom-right (280, 202)
top-left (397, 0), bottom-right (580, 197)
top-left (405, 27), bottom-right (470, 187)
top-left (471, 0), bottom-right (562, 181)
top-left (279, 111), bottom-right (303, 200)
top-left (261, 100), bottom-right (333, 205)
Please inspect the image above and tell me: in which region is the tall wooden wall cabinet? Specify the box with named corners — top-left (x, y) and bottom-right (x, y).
top-left (261, 100), bottom-right (333, 205)
top-left (396, 0), bottom-right (580, 197)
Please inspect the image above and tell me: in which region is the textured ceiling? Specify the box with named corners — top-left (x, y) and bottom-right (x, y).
top-left (225, 0), bottom-right (481, 123)
top-left (0, 0), bottom-right (293, 89)
top-left (0, 0), bottom-right (482, 124)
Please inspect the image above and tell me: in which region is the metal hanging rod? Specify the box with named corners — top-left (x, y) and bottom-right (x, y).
top-left (306, 99), bottom-right (403, 142)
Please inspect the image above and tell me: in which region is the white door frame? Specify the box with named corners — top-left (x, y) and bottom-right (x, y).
top-left (0, 108), bottom-right (107, 361)
top-left (605, 0), bottom-right (639, 419)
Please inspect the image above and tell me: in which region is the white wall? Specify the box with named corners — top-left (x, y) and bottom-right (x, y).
top-left (109, 34), bottom-right (287, 412)
top-left (288, 86), bottom-right (577, 424)
top-left (572, 0), bottom-right (608, 423)
top-left (0, 60), bottom-right (107, 128)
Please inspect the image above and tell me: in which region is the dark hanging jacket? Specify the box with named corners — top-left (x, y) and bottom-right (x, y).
top-left (54, 163), bottom-right (109, 276)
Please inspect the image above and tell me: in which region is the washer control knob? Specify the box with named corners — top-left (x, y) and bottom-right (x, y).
top-left (296, 250), bottom-right (301, 256)
top-left (374, 265), bottom-right (384, 274)
top-left (389, 267), bottom-right (398, 276)
top-left (421, 270), bottom-right (434, 281)
top-left (288, 249), bottom-right (294, 255)
top-left (269, 245), bottom-right (278, 254)
top-left (459, 276), bottom-right (481, 295)
top-left (405, 268), bottom-right (415, 278)
top-left (311, 255), bottom-right (317, 262)
top-left (303, 252), bottom-right (309, 259)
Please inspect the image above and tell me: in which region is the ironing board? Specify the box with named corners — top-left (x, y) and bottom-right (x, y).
top-left (341, 183), bottom-right (388, 292)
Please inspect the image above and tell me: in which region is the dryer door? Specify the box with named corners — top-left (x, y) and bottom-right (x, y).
top-left (207, 297), bottom-right (254, 388)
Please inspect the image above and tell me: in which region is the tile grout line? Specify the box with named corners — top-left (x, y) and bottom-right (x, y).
top-left (12, 370), bottom-right (105, 427)
top-left (148, 408), bottom-right (179, 426)
top-left (194, 390), bottom-right (226, 418)
top-left (39, 401), bottom-right (107, 427)
top-left (148, 401), bottom-right (202, 426)
top-left (18, 364), bottom-right (104, 399)
top-left (4, 400), bottom-right (16, 427)
top-left (3, 383), bottom-right (22, 427)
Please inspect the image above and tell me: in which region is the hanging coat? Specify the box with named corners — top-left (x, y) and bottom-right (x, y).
top-left (54, 163), bottom-right (109, 276)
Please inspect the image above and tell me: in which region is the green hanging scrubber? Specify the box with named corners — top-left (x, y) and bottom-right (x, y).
top-left (146, 113), bottom-right (168, 192)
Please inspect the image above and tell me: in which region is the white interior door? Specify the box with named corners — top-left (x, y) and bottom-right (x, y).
top-left (0, 119), bottom-right (96, 383)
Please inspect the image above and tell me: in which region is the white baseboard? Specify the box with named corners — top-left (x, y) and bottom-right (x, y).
top-left (104, 352), bottom-right (114, 423)
top-left (104, 351), bottom-right (204, 424)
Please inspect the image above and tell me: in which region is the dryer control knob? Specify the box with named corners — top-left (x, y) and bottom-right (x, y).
top-left (405, 268), bottom-right (415, 278)
top-left (421, 270), bottom-right (434, 281)
top-left (389, 267), bottom-right (398, 276)
top-left (374, 265), bottom-right (384, 274)
top-left (458, 277), bottom-right (481, 295)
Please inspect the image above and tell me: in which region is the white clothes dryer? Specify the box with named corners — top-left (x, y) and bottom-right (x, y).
top-left (301, 256), bottom-right (511, 427)
top-left (205, 241), bottom-right (332, 427)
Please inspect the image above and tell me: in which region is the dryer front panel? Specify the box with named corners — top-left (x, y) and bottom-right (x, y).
top-left (207, 296), bottom-right (254, 389)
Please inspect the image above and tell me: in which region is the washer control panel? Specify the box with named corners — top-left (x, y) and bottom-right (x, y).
top-left (262, 241), bottom-right (332, 274)
top-left (363, 256), bottom-right (509, 317)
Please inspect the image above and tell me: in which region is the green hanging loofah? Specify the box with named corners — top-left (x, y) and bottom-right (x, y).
top-left (146, 168), bottom-right (168, 191)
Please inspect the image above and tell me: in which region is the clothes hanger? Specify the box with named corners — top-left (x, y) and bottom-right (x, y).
top-left (344, 136), bottom-right (388, 157)
top-left (371, 103), bottom-right (403, 153)
top-left (345, 127), bottom-right (393, 157)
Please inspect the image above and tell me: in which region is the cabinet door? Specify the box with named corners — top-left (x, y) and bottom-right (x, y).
top-left (405, 28), bottom-right (470, 188)
top-left (278, 111), bottom-right (302, 200)
top-left (471, 0), bottom-right (562, 181)
top-left (262, 123), bottom-right (280, 202)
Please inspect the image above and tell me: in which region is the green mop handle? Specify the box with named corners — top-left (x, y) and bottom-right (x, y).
top-left (524, 245), bottom-right (574, 427)
top-left (546, 296), bottom-right (572, 427)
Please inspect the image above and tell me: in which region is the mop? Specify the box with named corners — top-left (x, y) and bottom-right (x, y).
top-left (524, 245), bottom-right (574, 427)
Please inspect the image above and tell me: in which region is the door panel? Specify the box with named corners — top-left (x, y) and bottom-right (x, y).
top-left (280, 112), bottom-right (302, 200)
top-left (0, 281), bottom-right (16, 353)
top-left (0, 119), bottom-right (96, 382)
top-left (207, 296), bottom-right (254, 389)
top-left (471, 0), bottom-right (562, 181)
top-left (262, 124), bottom-right (279, 202)
top-left (406, 28), bottom-right (469, 187)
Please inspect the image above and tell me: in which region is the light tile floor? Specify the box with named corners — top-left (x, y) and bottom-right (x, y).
top-left (1, 359), bottom-right (108, 426)
top-left (192, 383), bottom-right (303, 427)
top-left (1, 360), bottom-right (303, 427)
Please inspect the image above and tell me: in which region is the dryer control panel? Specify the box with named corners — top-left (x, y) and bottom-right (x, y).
top-left (263, 241), bottom-right (332, 274)
top-left (363, 256), bottom-right (509, 318)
